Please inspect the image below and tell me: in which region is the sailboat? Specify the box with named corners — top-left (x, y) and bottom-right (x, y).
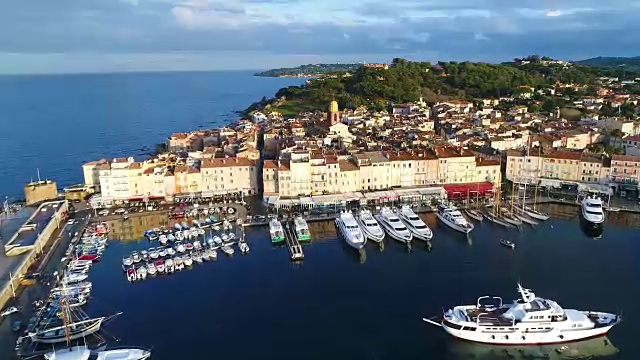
top-left (515, 146), bottom-right (550, 221)
top-left (484, 187), bottom-right (512, 228)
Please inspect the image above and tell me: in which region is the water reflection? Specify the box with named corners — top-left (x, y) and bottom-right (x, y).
top-left (103, 213), bottom-right (170, 241)
top-left (447, 336), bottom-right (619, 360)
top-left (308, 221), bottom-right (338, 243)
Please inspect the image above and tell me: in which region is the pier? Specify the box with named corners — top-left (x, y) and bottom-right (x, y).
top-left (282, 220), bottom-right (304, 261)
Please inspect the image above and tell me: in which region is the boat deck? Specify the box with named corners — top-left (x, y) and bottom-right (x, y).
top-left (464, 307), bottom-right (514, 326)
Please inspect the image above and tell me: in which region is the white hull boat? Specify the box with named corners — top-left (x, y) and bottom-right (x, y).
top-left (515, 213), bottom-right (538, 226)
top-left (221, 245), bottom-right (234, 256)
top-left (517, 206), bottom-right (550, 221)
top-left (356, 209), bottom-right (385, 242)
top-left (335, 211), bottom-right (366, 250)
top-left (425, 283), bottom-right (621, 345)
top-left (581, 196), bottom-right (605, 229)
top-left (45, 345), bottom-right (151, 360)
top-left (436, 203), bottom-right (474, 234)
top-left (464, 209), bottom-right (484, 222)
top-left (397, 205), bottom-right (433, 241)
top-left (375, 207), bottom-right (412, 243)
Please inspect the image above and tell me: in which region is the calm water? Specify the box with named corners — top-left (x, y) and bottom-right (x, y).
top-left (80, 204), bottom-right (638, 360)
top-left (0, 71), bottom-right (304, 198)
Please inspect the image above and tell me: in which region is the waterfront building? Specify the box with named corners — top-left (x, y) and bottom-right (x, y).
top-left (263, 160), bottom-right (279, 195)
top-left (82, 159), bottom-right (109, 193)
top-left (24, 180), bottom-right (58, 206)
top-left (610, 154), bottom-right (640, 192)
top-left (434, 147), bottom-right (477, 185)
top-left (200, 157), bottom-right (259, 196)
top-left (354, 152), bottom-right (391, 191)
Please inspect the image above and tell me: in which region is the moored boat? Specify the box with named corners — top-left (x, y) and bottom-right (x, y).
top-left (221, 245), bottom-right (234, 256)
top-left (375, 207), bottom-right (413, 243)
top-left (500, 239), bottom-right (515, 249)
top-left (355, 209), bottom-right (385, 242)
top-left (293, 216), bottom-right (311, 242)
top-left (268, 218), bottom-right (285, 244)
top-left (436, 203), bottom-right (474, 234)
top-left (464, 209), bottom-right (484, 222)
top-left (397, 205), bottom-right (433, 241)
top-left (335, 211), bottom-right (366, 250)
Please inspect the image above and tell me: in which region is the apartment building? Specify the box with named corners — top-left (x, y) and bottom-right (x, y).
top-left (263, 160), bottom-right (279, 194)
top-left (434, 147), bottom-right (477, 184)
top-left (610, 154), bottom-right (640, 186)
top-left (82, 159), bottom-right (110, 193)
top-left (506, 149), bottom-right (610, 185)
top-left (354, 152), bottom-right (392, 191)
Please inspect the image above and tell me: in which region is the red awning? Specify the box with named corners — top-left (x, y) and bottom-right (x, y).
top-left (444, 182), bottom-right (494, 197)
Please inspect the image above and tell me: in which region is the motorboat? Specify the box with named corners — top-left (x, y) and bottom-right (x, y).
top-left (210, 248), bottom-right (218, 260)
top-left (62, 273), bottom-right (89, 285)
top-left (44, 345), bottom-right (151, 360)
top-left (166, 247), bottom-right (176, 256)
top-left (175, 242), bottom-right (186, 253)
top-left (183, 254), bottom-right (193, 266)
top-left (175, 256), bottom-right (184, 271)
top-left (500, 239), bottom-right (515, 249)
top-left (173, 223), bottom-right (182, 231)
top-left (202, 250), bottom-right (210, 261)
top-left (180, 222), bottom-right (190, 230)
top-left (165, 258), bottom-right (175, 273)
top-left (76, 254), bottom-right (100, 262)
top-left (193, 219), bottom-right (200, 228)
top-left (140, 250), bottom-right (149, 261)
top-left (424, 283), bottom-right (621, 345)
top-left (147, 262), bottom-right (157, 275)
top-left (268, 218), bottom-right (285, 244)
top-left (158, 248), bottom-right (167, 257)
top-left (397, 205), bottom-right (433, 241)
top-left (174, 231), bottom-right (185, 241)
top-left (193, 251), bottom-right (203, 263)
top-left (213, 225), bottom-right (221, 231)
top-left (221, 245), bottom-right (234, 256)
top-left (501, 208), bottom-right (523, 227)
top-left (293, 216), bottom-right (311, 242)
top-left (122, 255), bottom-right (133, 267)
top-left (167, 234), bottom-right (176, 242)
top-left (1, 306), bottom-right (19, 317)
top-left (155, 260), bottom-right (165, 273)
top-left (29, 317), bottom-right (105, 344)
top-left (374, 207), bottom-right (412, 243)
top-left (126, 268), bottom-right (136, 282)
top-left (131, 252), bottom-right (141, 263)
top-left (186, 242), bottom-right (194, 251)
top-left (197, 228), bottom-right (205, 236)
top-left (335, 211), bottom-right (366, 249)
top-left (239, 241), bottom-right (250, 254)
top-left (436, 203), bottom-right (474, 234)
top-left (148, 249), bottom-right (159, 259)
top-left (229, 233), bottom-right (236, 240)
top-left (213, 236), bottom-right (222, 245)
top-left (136, 266), bottom-right (147, 280)
top-left (581, 196), bottom-right (605, 228)
top-left (158, 235), bottom-right (167, 245)
top-left (464, 209), bottom-right (484, 222)
top-left (221, 234), bottom-right (229, 241)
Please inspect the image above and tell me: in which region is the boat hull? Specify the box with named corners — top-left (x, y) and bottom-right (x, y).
top-left (374, 216), bottom-right (412, 243)
top-left (442, 321), bottom-right (615, 346)
top-left (335, 219), bottom-right (366, 250)
top-left (515, 214), bottom-right (538, 225)
top-left (436, 212), bottom-right (473, 234)
top-left (31, 319), bottom-right (103, 344)
top-left (355, 216), bottom-right (385, 243)
top-left (522, 209), bottom-right (549, 221)
top-left (464, 209), bottom-right (483, 222)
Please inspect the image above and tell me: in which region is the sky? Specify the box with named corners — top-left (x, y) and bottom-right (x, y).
top-left (1, 0), bottom-right (640, 74)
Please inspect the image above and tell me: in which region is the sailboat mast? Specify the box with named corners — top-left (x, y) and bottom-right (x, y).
top-left (533, 146), bottom-right (541, 211)
top-left (510, 179), bottom-right (516, 213)
top-left (60, 280), bottom-right (71, 347)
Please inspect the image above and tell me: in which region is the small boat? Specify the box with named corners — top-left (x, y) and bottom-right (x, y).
top-left (606, 207), bottom-right (621, 212)
top-left (12, 321), bottom-right (21, 332)
top-left (436, 203), bottom-right (474, 234)
top-left (501, 208), bottom-right (523, 226)
top-left (268, 218), bottom-right (285, 244)
top-left (229, 233), bottom-right (236, 240)
top-left (131, 251), bottom-right (141, 263)
top-left (193, 251), bottom-right (203, 263)
top-left (517, 205), bottom-right (550, 221)
top-left (155, 260), bottom-right (165, 273)
top-left (206, 238), bottom-right (214, 247)
top-left (126, 268), bottom-right (137, 282)
top-left (239, 242), bottom-right (250, 254)
top-left (210, 248), bottom-right (217, 260)
top-left (500, 239), bottom-right (515, 249)
top-left (483, 211), bottom-right (513, 228)
top-left (165, 258), bottom-right (175, 273)
top-left (122, 256), bottom-right (133, 266)
top-left (45, 346), bottom-right (152, 360)
top-left (147, 262), bottom-right (157, 275)
top-left (140, 250), bottom-right (149, 261)
top-left (464, 209), bottom-right (484, 222)
top-left (213, 236), bottom-right (222, 245)
top-left (158, 235), bottom-right (168, 245)
top-left (221, 234), bottom-right (229, 241)
top-left (197, 228), bottom-right (205, 236)
top-left (158, 248), bottom-right (167, 257)
top-left (166, 247), bottom-right (176, 256)
top-left (213, 225), bottom-right (221, 231)
top-left (183, 254), bottom-right (193, 267)
top-left (167, 234), bottom-right (176, 242)
top-left (76, 254), bottom-right (100, 262)
top-left (193, 220), bottom-right (200, 227)
top-left (181, 222), bottom-right (190, 230)
top-left (221, 245), bottom-right (234, 256)
top-left (174, 223), bottom-right (182, 231)
top-left (176, 242), bottom-right (186, 253)
top-left (62, 272), bottom-right (89, 284)
top-left (149, 248), bottom-right (159, 259)
top-left (136, 266), bottom-right (147, 280)
top-left (202, 250), bottom-right (211, 261)
top-left (193, 240), bottom-right (202, 250)
top-left (1, 306), bottom-right (19, 317)
top-left (186, 242), bottom-right (194, 251)
top-left (175, 256), bottom-right (184, 270)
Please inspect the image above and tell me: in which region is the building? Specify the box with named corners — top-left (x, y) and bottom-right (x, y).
top-left (200, 157), bottom-right (259, 196)
top-left (82, 159), bottom-right (109, 193)
top-left (434, 147), bottom-right (477, 184)
top-left (610, 154), bottom-right (640, 191)
top-left (328, 100), bottom-right (340, 126)
top-left (354, 151), bottom-right (391, 191)
top-left (262, 160), bottom-right (279, 194)
top-left (24, 180), bottom-right (58, 206)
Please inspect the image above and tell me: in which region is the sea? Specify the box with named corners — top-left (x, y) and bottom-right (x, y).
top-left (1, 72), bottom-right (639, 359)
top-left (0, 71), bottom-right (305, 199)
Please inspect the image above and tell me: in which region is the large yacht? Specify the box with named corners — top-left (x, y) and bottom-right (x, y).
top-left (396, 205), bottom-right (433, 241)
top-left (355, 209), bottom-right (385, 242)
top-left (424, 284), bottom-right (621, 345)
top-left (374, 207), bottom-right (412, 243)
top-left (269, 218), bottom-right (285, 244)
top-left (335, 211), bottom-right (366, 249)
top-left (436, 203), bottom-right (474, 234)
top-left (45, 345), bottom-right (151, 360)
top-left (581, 196), bottom-right (605, 228)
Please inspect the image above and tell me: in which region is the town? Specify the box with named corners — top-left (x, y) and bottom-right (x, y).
top-left (77, 61), bottom-right (640, 210)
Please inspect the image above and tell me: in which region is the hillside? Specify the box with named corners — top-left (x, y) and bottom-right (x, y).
top-left (576, 56), bottom-right (640, 71)
top-left (246, 56), bottom-right (640, 117)
top-left (254, 63), bottom-right (361, 77)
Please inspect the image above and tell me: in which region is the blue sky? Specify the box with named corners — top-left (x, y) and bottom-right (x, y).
top-left (1, 0), bottom-right (640, 74)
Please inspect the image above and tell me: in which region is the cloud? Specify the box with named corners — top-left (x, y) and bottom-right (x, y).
top-left (1, 0), bottom-right (640, 73)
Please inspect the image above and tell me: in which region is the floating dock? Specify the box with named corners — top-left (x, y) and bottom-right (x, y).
top-left (283, 220), bottom-right (304, 261)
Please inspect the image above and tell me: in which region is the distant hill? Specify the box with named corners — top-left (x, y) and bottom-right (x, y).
top-left (576, 56), bottom-right (640, 70)
top-left (254, 63), bottom-right (361, 77)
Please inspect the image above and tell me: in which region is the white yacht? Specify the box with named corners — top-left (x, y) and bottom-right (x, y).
top-left (436, 203), bottom-right (474, 234)
top-left (397, 205), bottom-right (433, 241)
top-left (293, 216), bottom-right (311, 242)
top-left (335, 211), bottom-right (366, 249)
top-left (355, 209), bottom-right (385, 242)
top-left (269, 218), bottom-right (285, 244)
top-left (374, 207), bottom-right (412, 243)
top-left (423, 283), bottom-right (621, 345)
top-left (45, 345), bottom-right (151, 360)
top-left (581, 196), bottom-right (605, 228)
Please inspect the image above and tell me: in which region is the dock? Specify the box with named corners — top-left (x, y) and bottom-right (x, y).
top-left (282, 220), bottom-right (304, 261)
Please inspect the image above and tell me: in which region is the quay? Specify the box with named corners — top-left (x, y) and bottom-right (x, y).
top-left (0, 200), bottom-right (69, 311)
top-left (282, 220), bottom-right (304, 261)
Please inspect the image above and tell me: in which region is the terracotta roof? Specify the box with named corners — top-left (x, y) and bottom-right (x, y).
top-left (112, 157), bottom-right (129, 163)
top-left (171, 133), bottom-right (188, 139)
top-left (263, 160), bottom-right (278, 169)
top-left (279, 160), bottom-right (291, 171)
top-left (475, 157), bottom-right (500, 166)
top-left (339, 160), bottom-right (359, 172)
top-left (611, 154), bottom-right (640, 162)
top-left (201, 157), bottom-right (254, 168)
top-left (128, 162), bottom-right (142, 170)
top-left (325, 156), bottom-right (338, 165)
top-left (544, 151), bottom-right (582, 161)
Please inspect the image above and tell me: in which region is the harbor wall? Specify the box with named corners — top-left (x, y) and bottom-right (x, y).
top-left (0, 201), bottom-right (68, 309)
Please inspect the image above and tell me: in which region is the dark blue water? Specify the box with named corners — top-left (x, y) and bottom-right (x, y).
top-left (0, 71), bottom-right (304, 199)
top-left (83, 205), bottom-right (638, 360)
